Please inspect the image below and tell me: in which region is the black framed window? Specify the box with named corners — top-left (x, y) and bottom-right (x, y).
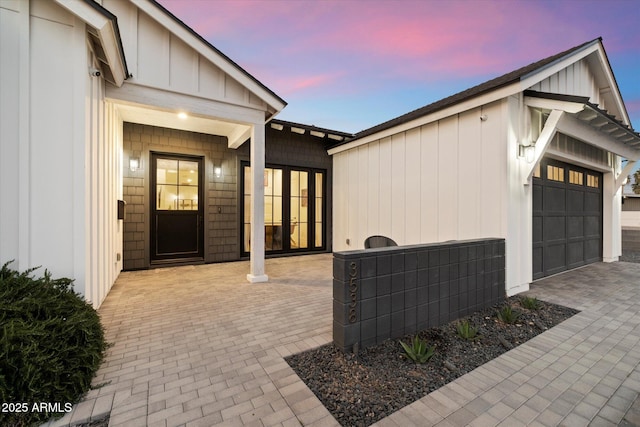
top-left (241, 162), bottom-right (325, 255)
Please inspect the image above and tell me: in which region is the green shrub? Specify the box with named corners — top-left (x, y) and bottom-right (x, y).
top-left (400, 335), bottom-right (435, 364)
top-left (456, 320), bottom-right (479, 340)
top-left (496, 304), bottom-right (521, 324)
top-left (0, 261), bottom-right (107, 427)
top-left (520, 296), bottom-right (540, 310)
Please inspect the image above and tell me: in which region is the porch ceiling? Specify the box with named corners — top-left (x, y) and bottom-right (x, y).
top-left (115, 102), bottom-right (250, 147)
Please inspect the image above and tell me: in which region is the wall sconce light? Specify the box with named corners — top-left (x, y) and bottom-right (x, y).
top-left (129, 157), bottom-right (140, 172)
top-left (214, 166), bottom-right (222, 178)
top-left (518, 144), bottom-right (535, 163)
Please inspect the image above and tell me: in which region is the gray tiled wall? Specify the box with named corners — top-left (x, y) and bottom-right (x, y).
top-left (333, 238), bottom-right (506, 352)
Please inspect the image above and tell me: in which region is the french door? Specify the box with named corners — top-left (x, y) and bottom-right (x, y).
top-left (242, 163), bottom-right (325, 255)
top-left (150, 153), bottom-right (204, 263)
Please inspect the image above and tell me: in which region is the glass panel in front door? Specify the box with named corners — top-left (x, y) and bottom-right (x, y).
top-left (156, 159), bottom-right (199, 210)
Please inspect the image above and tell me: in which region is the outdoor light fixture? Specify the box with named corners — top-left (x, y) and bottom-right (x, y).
top-left (177, 112), bottom-right (188, 120)
top-left (214, 166), bottom-right (222, 178)
top-left (129, 157), bottom-right (140, 172)
top-left (518, 144), bottom-right (535, 163)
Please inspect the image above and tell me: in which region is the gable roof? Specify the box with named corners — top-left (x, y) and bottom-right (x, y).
top-left (330, 38), bottom-right (611, 150)
top-left (145, 0), bottom-right (286, 110)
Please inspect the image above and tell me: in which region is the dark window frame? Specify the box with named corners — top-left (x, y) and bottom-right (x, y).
top-left (240, 161), bottom-right (326, 257)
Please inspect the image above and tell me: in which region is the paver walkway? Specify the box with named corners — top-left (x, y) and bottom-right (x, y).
top-left (48, 257), bottom-right (640, 427)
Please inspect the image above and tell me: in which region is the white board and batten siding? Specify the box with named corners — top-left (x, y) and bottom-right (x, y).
top-left (103, 0), bottom-right (268, 113)
top-left (333, 101), bottom-right (507, 253)
top-left (529, 59), bottom-right (602, 107)
top-left (0, 0), bottom-right (122, 307)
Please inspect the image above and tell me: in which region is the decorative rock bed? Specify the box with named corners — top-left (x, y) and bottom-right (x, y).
top-left (286, 296), bottom-right (579, 427)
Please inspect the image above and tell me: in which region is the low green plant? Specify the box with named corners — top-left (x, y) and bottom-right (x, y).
top-left (400, 335), bottom-right (435, 364)
top-left (497, 304), bottom-right (521, 324)
top-left (520, 296), bottom-right (540, 310)
top-left (0, 261), bottom-right (108, 427)
top-left (456, 320), bottom-right (479, 340)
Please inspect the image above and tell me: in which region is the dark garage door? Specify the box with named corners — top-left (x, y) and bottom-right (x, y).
top-left (532, 158), bottom-right (602, 280)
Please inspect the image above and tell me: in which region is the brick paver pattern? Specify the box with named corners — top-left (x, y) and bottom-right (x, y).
top-left (46, 256), bottom-right (640, 426)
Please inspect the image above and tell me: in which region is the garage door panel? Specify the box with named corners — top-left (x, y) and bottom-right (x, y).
top-left (567, 241), bottom-right (584, 267)
top-left (532, 247), bottom-right (543, 279)
top-left (585, 238), bottom-right (601, 261)
top-left (533, 184), bottom-right (543, 213)
top-left (545, 243), bottom-right (566, 275)
top-left (585, 192), bottom-right (601, 212)
top-left (532, 216), bottom-right (543, 244)
top-left (585, 216), bottom-right (600, 237)
top-left (567, 216), bottom-right (584, 238)
top-left (544, 216), bottom-right (565, 241)
top-left (567, 190), bottom-right (584, 212)
top-left (532, 158), bottom-right (602, 279)
top-left (544, 187), bottom-right (566, 212)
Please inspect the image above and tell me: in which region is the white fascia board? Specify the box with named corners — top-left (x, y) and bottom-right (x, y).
top-left (106, 82), bottom-right (265, 125)
top-left (328, 82), bottom-right (520, 155)
top-left (520, 41), bottom-right (600, 92)
top-left (96, 21), bottom-right (127, 86)
top-left (54, 0), bottom-right (127, 86)
top-left (524, 96), bottom-right (585, 114)
top-left (594, 48), bottom-right (631, 125)
top-left (556, 113), bottom-right (640, 160)
top-left (129, 0), bottom-right (285, 113)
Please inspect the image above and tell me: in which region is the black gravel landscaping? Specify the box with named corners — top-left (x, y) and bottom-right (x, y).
top-left (286, 296), bottom-right (579, 427)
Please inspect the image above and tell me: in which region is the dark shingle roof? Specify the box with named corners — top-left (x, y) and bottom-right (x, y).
top-left (334, 38), bottom-right (602, 148)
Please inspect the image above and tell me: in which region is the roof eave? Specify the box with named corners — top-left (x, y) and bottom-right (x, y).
top-left (329, 38), bottom-right (603, 153)
top-left (55, 0), bottom-right (130, 86)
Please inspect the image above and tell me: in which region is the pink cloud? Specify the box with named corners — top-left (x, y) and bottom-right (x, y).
top-left (156, 0), bottom-right (639, 114)
top-left (266, 72), bottom-right (346, 97)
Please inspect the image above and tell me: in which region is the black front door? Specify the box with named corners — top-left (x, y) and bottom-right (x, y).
top-left (151, 153), bottom-right (204, 264)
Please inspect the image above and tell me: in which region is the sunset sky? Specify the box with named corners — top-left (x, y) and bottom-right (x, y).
top-left (156, 0), bottom-right (640, 135)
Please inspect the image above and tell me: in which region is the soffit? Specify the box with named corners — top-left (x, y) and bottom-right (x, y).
top-left (116, 103), bottom-right (250, 144)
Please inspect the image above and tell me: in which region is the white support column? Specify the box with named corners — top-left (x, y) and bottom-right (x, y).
top-left (247, 122), bottom-right (268, 283)
top-left (602, 169), bottom-right (621, 263)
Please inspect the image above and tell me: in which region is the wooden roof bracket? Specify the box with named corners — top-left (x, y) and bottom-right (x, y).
top-left (616, 160), bottom-right (639, 191)
top-left (523, 109), bottom-right (565, 185)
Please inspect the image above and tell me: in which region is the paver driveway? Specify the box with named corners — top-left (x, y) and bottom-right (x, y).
top-left (50, 257), bottom-right (640, 427)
